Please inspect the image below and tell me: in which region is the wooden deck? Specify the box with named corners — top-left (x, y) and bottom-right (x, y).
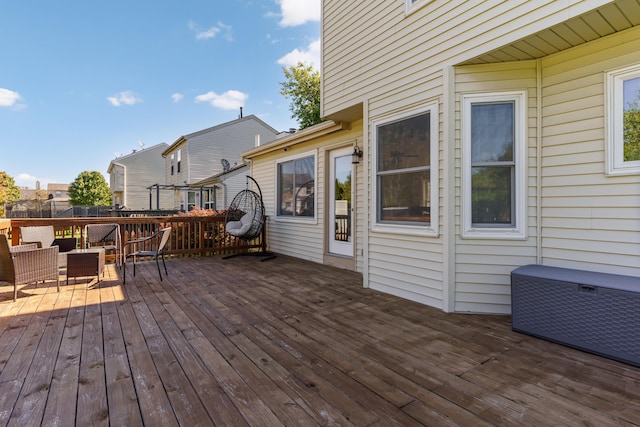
top-left (0, 255), bottom-right (638, 426)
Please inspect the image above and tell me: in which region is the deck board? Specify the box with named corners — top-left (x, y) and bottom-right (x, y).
top-left (0, 254), bottom-right (638, 426)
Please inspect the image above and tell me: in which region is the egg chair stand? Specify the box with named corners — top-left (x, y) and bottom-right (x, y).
top-left (223, 176), bottom-right (276, 261)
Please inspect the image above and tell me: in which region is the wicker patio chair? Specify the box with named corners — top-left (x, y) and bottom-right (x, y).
top-left (85, 223), bottom-right (122, 266)
top-left (20, 225), bottom-right (77, 267)
top-left (123, 227), bottom-right (171, 284)
top-left (0, 234), bottom-right (60, 301)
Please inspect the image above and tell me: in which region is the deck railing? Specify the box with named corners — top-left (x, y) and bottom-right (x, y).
top-left (4, 216), bottom-right (267, 261)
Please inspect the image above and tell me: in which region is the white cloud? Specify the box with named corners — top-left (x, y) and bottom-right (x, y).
top-left (0, 88), bottom-right (21, 107)
top-left (195, 90), bottom-right (248, 110)
top-left (171, 93), bottom-right (184, 103)
top-left (14, 173), bottom-right (47, 188)
top-left (277, 0), bottom-right (321, 27)
top-left (277, 39), bottom-right (321, 69)
top-left (189, 20), bottom-right (233, 41)
top-left (107, 91), bottom-right (142, 107)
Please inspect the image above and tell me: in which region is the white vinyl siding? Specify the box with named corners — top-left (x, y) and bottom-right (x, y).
top-left (185, 119), bottom-right (277, 183)
top-left (366, 83), bottom-right (445, 308)
top-left (322, 1), bottom-right (609, 119)
top-left (539, 25), bottom-right (640, 276)
top-left (454, 63), bottom-right (538, 314)
top-left (321, 1), bottom-right (638, 315)
top-left (108, 143), bottom-right (172, 210)
top-left (249, 121), bottom-right (363, 265)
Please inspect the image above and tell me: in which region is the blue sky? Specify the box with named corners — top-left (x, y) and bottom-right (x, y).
top-left (0, 0), bottom-right (320, 189)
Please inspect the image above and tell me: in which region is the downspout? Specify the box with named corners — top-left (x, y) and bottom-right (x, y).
top-left (362, 98), bottom-right (370, 288)
top-left (218, 181), bottom-right (227, 209)
top-left (442, 65), bottom-right (456, 313)
top-left (536, 59), bottom-right (543, 264)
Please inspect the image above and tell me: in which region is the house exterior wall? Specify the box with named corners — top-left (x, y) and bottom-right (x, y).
top-left (322, 0), bottom-right (612, 120)
top-left (108, 143), bottom-right (171, 210)
top-left (250, 121), bottom-right (363, 265)
top-left (451, 61), bottom-right (540, 314)
top-left (539, 25), bottom-right (640, 276)
top-left (187, 120), bottom-right (276, 183)
top-left (164, 140), bottom-right (188, 187)
top-left (315, 0), bottom-right (640, 314)
top-left (163, 116), bottom-right (278, 210)
top-left (164, 116), bottom-right (278, 186)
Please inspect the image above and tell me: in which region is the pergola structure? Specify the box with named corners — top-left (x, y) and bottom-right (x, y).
top-left (147, 184), bottom-right (219, 211)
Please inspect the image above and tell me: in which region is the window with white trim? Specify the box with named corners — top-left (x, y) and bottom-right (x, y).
top-left (372, 104), bottom-right (438, 235)
top-left (177, 149), bottom-right (182, 173)
top-left (462, 92), bottom-right (526, 239)
top-left (606, 64), bottom-right (640, 175)
top-left (276, 152), bottom-right (316, 219)
top-left (170, 154), bottom-right (175, 175)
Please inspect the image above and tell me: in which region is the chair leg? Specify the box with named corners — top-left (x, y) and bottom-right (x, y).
top-left (155, 255), bottom-right (163, 281)
top-left (161, 254), bottom-right (167, 276)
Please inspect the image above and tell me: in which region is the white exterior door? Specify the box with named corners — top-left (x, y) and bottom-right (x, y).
top-left (329, 147), bottom-right (354, 256)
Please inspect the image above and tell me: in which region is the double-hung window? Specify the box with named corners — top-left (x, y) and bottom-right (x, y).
top-left (177, 149), bottom-right (182, 174)
top-left (276, 151), bottom-right (316, 219)
top-left (606, 64), bottom-right (640, 175)
top-left (462, 91), bottom-right (526, 239)
top-left (170, 154), bottom-right (175, 175)
top-left (372, 104), bottom-right (438, 236)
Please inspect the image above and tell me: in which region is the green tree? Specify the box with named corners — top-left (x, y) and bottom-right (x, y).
top-left (0, 172), bottom-right (21, 217)
top-left (280, 62), bottom-right (322, 129)
top-left (68, 171), bottom-right (112, 206)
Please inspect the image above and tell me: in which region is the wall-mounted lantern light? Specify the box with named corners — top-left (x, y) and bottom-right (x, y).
top-left (352, 145), bottom-right (363, 164)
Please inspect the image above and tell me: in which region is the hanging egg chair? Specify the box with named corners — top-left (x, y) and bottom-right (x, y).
top-left (224, 176), bottom-right (275, 260)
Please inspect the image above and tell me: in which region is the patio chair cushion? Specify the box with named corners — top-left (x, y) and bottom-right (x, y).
top-left (20, 225), bottom-right (77, 267)
top-left (226, 212), bottom-right (254, 237)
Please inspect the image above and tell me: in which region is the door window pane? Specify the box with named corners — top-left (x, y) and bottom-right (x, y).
top-left (334, 155), bottom-right (352, 241)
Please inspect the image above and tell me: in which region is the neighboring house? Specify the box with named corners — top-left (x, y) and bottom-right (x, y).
top-left (162, 115), bottom-right (278, 211)
top-left (107, 143), bottom-right (171, 210)
top-left (245, 0), bottom-right (640, 315)
top-left (8, 183), bottom-right (70, 217)
top-left (193, 162), bottom-right (250, 210)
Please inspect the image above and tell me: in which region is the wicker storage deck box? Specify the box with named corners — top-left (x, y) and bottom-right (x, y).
top-left (511, 264), bottom-right (640, 367)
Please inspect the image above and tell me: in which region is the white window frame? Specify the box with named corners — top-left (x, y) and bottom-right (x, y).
top-left (371, 103), bottom-right (439, 237)
top-left (275, 150), bottom-right (317, 223)
top-left (606, 63), bottom-right (640, 175)
top-left (405, 0), bottom-right (431, 15)
top-left (461, 91), bottom-right (527, 239)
